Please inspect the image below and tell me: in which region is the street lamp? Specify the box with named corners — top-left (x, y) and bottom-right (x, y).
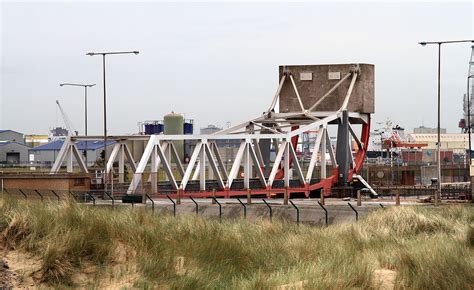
top-left (418, 39), bottom-right (474, 206)
top-left (59, 83), bottom-right (96, 136)
top-left (86, 51), bottom-right (139, 193)
top-left (59, 83), bottom-right (96, 166)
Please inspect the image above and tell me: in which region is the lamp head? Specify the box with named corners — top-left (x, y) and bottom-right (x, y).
top-left (86, 52), bottom-right (95, 56)
top-left (133, 51), bottom-right (139, 55)
top-left (419, 42), bottom-right (427, 47)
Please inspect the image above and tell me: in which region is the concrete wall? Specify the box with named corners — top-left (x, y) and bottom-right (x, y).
top-left (0, 131), bottom-right (25, 144)
top-left (279, 64), bottom-right (375, 113)
top-left (0, 143), bottom-right (30, 164)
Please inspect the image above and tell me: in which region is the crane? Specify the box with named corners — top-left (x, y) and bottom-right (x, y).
top-left (56, 100), bottom-right (78, 136)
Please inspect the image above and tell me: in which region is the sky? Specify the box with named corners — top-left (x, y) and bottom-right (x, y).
top-left (1, 1), bottom-right (473, 136)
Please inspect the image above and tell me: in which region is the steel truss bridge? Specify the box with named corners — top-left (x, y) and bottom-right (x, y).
top-left (51, 64), bottom-right (373, 199)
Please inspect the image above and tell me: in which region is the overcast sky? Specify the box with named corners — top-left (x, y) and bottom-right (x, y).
top-left (1, 1), bottom-right (473, 136)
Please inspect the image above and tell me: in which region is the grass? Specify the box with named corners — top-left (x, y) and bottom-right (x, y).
top-left (0, 197), bottom-right (473, 289)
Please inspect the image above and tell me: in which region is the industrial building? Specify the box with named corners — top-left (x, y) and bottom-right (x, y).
top-left (29, 140), bottom-right (116, 166)
top-left (413, 126), bottom-right (447, 134)
top-left (0, 129), bottom-right (25, 144)
top-left (0, 141), bottom-right (30, 164)
top-left (0, 129), bottom-right (30, 164)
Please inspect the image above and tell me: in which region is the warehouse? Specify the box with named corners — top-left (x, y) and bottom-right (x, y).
top-left (0, 141), bottom-right (30, 164)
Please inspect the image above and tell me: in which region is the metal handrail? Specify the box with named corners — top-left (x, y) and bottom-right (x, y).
top-left (317, 201), bottom-right (328, 226)
top-left (189, 196), bottom-right (199, 216)
top-left (348, 202), bottom-right (358, 221)
top-left (237, 198), bottom-right (247, 218)
top-left (212, 197), bottom-right (222, 222)
top-left (262, 199), bottom-right (272, 222)
top-left (289, 200), bottom-right (299, 225)
top-left (167, 195), bottom-right (176, 217)
top-left (145, 194), bottom-right (154, 213)
top-left (379, 203), bottom-right (385, 209)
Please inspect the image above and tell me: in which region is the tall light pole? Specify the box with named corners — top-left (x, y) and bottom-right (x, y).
top-left (418, 39), bottom-right (474, 206)
top-left (86, 51), bottom-right (139, 193)
top-left (59, 83), bottom-right (96, 166)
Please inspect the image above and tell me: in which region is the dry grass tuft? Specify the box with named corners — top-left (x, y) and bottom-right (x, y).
top-left (0, 196), bottom-right (472, 288)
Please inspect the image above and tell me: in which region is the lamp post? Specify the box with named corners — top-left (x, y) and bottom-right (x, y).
top-left (86, 51), bottom-right (139, 193)
top-left (418, 39), bottom-right (474, 206)
top-left (59, 83), bottom-right (96, 166)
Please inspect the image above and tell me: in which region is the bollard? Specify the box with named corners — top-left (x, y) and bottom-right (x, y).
top-left (320, 191), bottom-right (325, 205)
top-left (247, 189), bottom-right (252, 204)
top-left (357, 190), bottom-right (361, 206)
top-left (395, 190), bottom-right (400, 206)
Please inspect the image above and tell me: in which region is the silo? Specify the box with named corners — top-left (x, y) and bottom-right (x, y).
top-left (164, 112), bottom-right (184, 160)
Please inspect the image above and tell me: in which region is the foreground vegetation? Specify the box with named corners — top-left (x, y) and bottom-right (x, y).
top-left (0, 197), bottom-right (473, 289)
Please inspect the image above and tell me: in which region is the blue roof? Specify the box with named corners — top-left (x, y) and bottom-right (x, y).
top-left (0, 129), bottom-right (24, 135)
top-left (29, 140), bottom-right (115, 151)
top-left (0, 141), bottom-right (30, 148)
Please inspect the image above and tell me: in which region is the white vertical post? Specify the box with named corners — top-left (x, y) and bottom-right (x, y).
top-left (67, 147), bottom-right (73, 173)
top-left (284, 142), bottom-right (290, 188)
top-left (150, 146), bottom-right (158, 194)
top-left (200, 141), bottom-right (206, 191)
top-left (321, 127), bottom-right (327, 179)
top-left (118, 144), bottom-right (125, 183)
top-left (244, 143), bottom-right (250, 189)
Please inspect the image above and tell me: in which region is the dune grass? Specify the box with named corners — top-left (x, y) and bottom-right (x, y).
top-left (0, 197), bottom-right (473, 289)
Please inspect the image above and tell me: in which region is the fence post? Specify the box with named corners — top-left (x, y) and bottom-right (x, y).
top-left (167, 195), bottom-right (176, 217)
top-left (145, 194), bottom-right (154, 213)
top-left (34, 189), bottom-right (43, 202)
top-left (247, 189), bottom-right (252, 204)
top-left (212, 189), bottom-right (216, 204)
top-left (189, 196), bottom-right (199, 216)
top-left (348, 202), bottom-right (358, 221)
top-left (262, 199), bottom-right (272, 222)
top-left (320, 191), bottom-right (325, 205)
top-left (212, 197), bottom-right (222, 222)
top-left (357, 190), bottom-right (361, 206)
top-left (85, 192), bottom-right (96, 206)
top-left (395, 190), bottom-right (400, 206)
top-left (317, 201), bottom-right (328, 226)
top-left (104, 191), bottom-right (115, 209)
top-left (18, 189), bottom-right (27, 199)
top-left (289, 200), bottom-right (299, 225)
top-left (237, 198), bottom-right (247, 218)
top-left (51, 190), bottom-right (60, 202)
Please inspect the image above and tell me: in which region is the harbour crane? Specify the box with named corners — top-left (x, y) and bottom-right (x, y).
top-left (56, 100), bottom-right (78, 136)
